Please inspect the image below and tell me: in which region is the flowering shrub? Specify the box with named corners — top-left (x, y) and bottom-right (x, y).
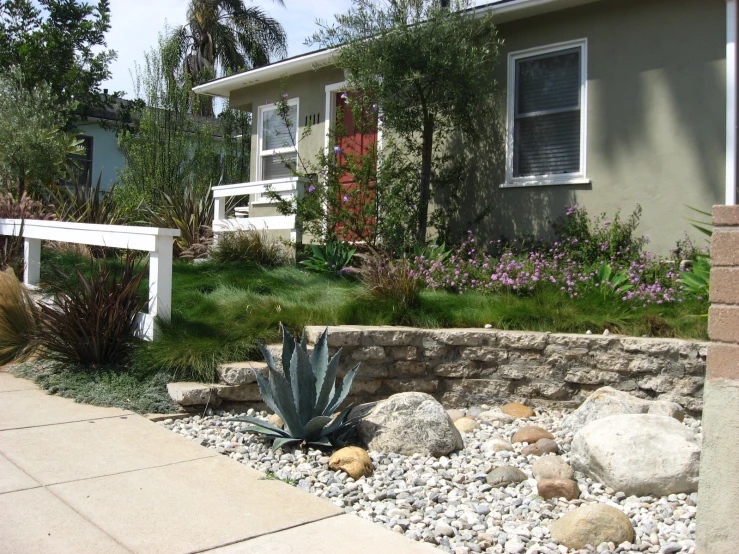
top-left (414, 205), bottom-right (701, 307)
top-left (355, 250), bottom-right (423, 308)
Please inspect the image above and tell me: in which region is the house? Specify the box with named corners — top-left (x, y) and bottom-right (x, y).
top-left (71, 96), bottom-right (128, 192)
top-left (194, 0), bottom-right (730, 253)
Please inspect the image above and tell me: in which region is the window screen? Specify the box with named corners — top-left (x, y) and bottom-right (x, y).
top-left (513, 47), bottom-right (581, 178)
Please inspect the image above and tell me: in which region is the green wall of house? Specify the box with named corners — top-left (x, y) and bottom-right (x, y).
top-left (227, 0), bottom-right (726, 253)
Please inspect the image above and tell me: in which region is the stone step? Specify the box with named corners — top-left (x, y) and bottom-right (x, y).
top-left (217, 361), bottom-right (269, 386)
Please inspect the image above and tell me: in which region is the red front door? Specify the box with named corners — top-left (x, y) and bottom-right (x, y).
top-left (333, 92), bottom-right (378, 242)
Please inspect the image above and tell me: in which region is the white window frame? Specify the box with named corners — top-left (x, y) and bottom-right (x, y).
top-left (256, 97), bottom-right (299, 183)
top-left (501, 38), bottom-right (589, 188)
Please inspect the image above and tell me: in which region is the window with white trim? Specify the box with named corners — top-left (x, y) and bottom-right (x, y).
top-left (505, 40), bottom-right (587, 186)
top-left (258, 99), bottom-right (298, 181)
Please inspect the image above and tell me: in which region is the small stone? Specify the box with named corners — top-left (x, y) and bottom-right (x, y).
top-left (477, 410), bottom-right (514, 424)
top-left (586, 330), bottom-right (593, 335)
top-left (501, 403), bottom-right (535, 419)
top-left (447, 409), bottom-right (466, 422)
top-left (532, 455), bottom-right (574, 480)
top-left (267, 414), bottom-right (284, 428)
top-left (603, 329), bottom-right (610, 336)
top-left (480, 437), bottom-right (514, 453)
top-left (436, 522), bottom-right (455, 537)
top-left (484, 324), bottom-right (493, 329)
top-left (486, 466), bottom-right (527, 487)
top-left (454, 417), bottom-right (480, 433)
top-left (522, 438), bottom-right (559, 457)
top-left (512, 426), bottom-right (554, 444)
top-left (328, 446), bottom-right (373, 480)
top-left (536, 478), bottom-right (580, 500)
top-left (466, 406), bottom-right (485, 418)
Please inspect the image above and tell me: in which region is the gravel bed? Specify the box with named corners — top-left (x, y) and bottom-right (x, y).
top-left (160, 407), bottom-right (700, 554)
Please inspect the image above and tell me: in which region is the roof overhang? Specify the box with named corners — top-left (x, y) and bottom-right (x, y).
top-left (193, 0), bottom-right (603, 99)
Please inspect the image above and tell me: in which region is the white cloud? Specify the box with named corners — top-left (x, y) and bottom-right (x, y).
top-left (102, 0), bottom-right (352, 98)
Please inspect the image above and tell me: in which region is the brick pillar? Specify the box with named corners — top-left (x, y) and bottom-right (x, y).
top-left (696, 206), bottom-right (739, 553)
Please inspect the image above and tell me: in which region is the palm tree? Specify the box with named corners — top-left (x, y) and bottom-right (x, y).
top-left (170, 0), bottom-right (288, 114)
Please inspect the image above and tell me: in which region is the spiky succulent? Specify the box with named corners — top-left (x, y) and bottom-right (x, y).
top-left (231, 326), bottom-right (360, 450)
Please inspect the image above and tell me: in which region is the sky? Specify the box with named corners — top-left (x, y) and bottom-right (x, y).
top-left (101, 0), bottom-right (353, 99)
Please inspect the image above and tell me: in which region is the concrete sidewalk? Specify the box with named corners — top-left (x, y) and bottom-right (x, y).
top-left (0, 371), bottom-right (437, 554)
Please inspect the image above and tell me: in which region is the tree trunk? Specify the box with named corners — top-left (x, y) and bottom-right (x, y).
top-left (417, 114), bottom-right (434, 244)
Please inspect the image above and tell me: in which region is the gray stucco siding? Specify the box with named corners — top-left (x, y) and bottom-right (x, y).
top-left (226, 0), bottom-right (726, 253)
top-left (475, 0), bottom-right (726, 253)
top-left (73, 121), bottom-right (126, 192)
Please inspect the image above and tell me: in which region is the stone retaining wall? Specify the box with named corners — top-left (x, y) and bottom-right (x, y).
top-left (304, 326), bottom-right (707, 413)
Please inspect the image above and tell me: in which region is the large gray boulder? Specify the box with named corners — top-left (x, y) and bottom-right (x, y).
top-left (561, 386), bottom-right (684, 433)
top-left (354, 392), bottom-right (464, 456)
top-left (571, 414), bottom-right (700, 496)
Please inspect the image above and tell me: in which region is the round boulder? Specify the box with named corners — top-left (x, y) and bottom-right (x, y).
top-left (512, 426), bottom-right (554, 444)
top-left (561, 386), bottom-right (685, 434)
top-left (501, 402), bottom-right (535, 419)
top-left (328, 446), bottom-right (373, 480)
top-left (454, 417), bottom-right (480, 433)
top-left (522, 438), bottom-right (559, 457)
top-left (532, 455), bottom-right (574, 481)
top-left (355, 392), bottom-right (464, 457)
top-left (267, 414), bottom-right (284, 428)
top-left (486, 466), bottom-right (527, 487)
top-left (570, 414), bottom-right (700, 496)
top-left (549, 504), bottom-right (635, 549)
top-left (537, 478), bottom-right (580, 500)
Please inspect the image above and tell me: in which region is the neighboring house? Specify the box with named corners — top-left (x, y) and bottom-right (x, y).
top-left (195, 0), bottom-right (731, 253)
top-left (72, 96), bottom-right (128, 192)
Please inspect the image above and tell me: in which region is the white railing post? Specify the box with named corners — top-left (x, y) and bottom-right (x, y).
top-left (149, 235), bottom-right (173, 322)
top-left (23, 238), bottom-right (41, 286)
top-left (214, 196), bottom-right (226, 222)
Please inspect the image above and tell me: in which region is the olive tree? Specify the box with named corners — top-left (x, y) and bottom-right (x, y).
top-left (310, 0), bottom-right (502, 243)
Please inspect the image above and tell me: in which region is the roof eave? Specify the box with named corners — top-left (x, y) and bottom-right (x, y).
top-left (193, 0), bottom-right (602, 99)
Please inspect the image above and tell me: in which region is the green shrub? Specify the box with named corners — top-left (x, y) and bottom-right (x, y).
top-left (37, 251), bottom-right (148, 367)
top-left (0, 268), bottom-right (38, 364)
top-left (300, 242), bottom-right (356, 276)
top-left (211, 227), bottom-right (292, 267)
top-left (356, 250), bottom-right (422, 308)
top-left (144, 187), bottom-right (213, 259)
top-left (551, 204), bottom-right (648, 264)
top-left (232, 326), bottom-right (360, 450)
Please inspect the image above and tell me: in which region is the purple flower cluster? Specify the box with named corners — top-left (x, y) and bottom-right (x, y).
top-left (413, 230), bottom-right (687, 305)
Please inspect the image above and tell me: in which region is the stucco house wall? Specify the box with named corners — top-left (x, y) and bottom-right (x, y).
top-left (221, 0), bottom-right (726, 253)
top-left (465, 0), bottom-right (725, 254)
top-left (73, 120), bottom-right (126, 192)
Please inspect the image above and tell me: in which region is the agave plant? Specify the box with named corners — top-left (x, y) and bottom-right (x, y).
top-left (232, 327), bottom-right (360, 450)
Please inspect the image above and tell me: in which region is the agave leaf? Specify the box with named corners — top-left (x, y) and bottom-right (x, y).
top-left (300, 328), bottom-right (307, 351)
top-left (294, 343), bottom-right (317, 425)
top-left (272, 437), bottom-right (301, 451)
top-left (310, 328), bottom-right (330, 399)
top-left (243, 426), bottom-right (286, 439)
top-left (280, 324), bottom-right (296, 386)
top-left (320, 404), bottom-right (354, 437)
top-left (327, 363), bottom-right (359, 414)
top-left (229, 415), bottom-right (286, 435)
top-left (253, 366), bottom-right (280, 416)
top-left (257, 341), bottom-right (278, 372)
top-left (302, 415), bottom-right (333, 440)
top-left (315, 350), bottom-right (341, 415)
top-left (266, 365), bottom-right (304, 437)
top-left (307, 436), bottom-right (332, 448)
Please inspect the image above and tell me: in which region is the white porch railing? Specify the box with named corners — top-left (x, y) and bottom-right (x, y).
top-left (212, 176), bottom-right (307, 242)
top-left (0, 219), bottom-right (180, 340)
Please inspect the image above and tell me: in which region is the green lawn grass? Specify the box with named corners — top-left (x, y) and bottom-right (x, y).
top-left (40, 250), bottom-right (709, 383)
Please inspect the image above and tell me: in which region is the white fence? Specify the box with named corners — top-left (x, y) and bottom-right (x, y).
top-left (0, 219), bottom-right (180, 340)
top-left (212, 176), bottom-right (307, 241)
